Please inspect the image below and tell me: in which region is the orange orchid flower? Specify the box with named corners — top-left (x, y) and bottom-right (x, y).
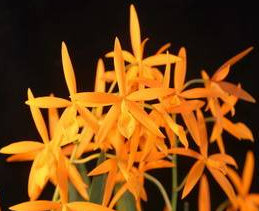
top-left (200, 47), bottom-right (255, 151)
top-left (72, 37), bottom-right (174, 144)
top-left (25, 42), bottom-right (99, 139)
top-left (87, 141), bottom-right (173, 211)
top-left (0, 90), bottom-right (88, 201)
top-left (168, 109), bottom-right (237, 204)
top-left (227, 151), bottom-right (259, 211)
top-left (105, 5), bottom-right (180, 89)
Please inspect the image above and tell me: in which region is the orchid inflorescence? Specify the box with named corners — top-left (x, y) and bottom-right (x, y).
top-left (0, 4), bottom-right (257, 211)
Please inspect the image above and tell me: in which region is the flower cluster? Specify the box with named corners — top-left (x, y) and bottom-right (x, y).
top-left (1, 4), bottom-right (257, 211)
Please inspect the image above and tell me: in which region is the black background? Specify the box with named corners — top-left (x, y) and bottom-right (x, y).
top-left (0, 0), bottom-right (259, 210)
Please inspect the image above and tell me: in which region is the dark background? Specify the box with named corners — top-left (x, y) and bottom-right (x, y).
top-left (0, 0), bottom-right (259, 210)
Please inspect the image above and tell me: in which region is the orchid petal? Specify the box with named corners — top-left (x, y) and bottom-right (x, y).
top-left (130, 4), bottom-right (141, 61)
top-left (174, 47), bottom-right (186, 92)
top-left (0, 141), bottom-right (44, 154)
top-left (62, 42), bottom-right (77, 95)
top-left (27, 89), bottom-right (49, 144)
top-left (26, 96), bottom-right (72, 108)
top-left (126, 88), bottom-right (174, 101)
top-left (114, 38), bottom-right (127, 96)
top-left (72, 92), bottom-right (121, 107)
top-left (143, 54), bottom-right (181, 66)
top-left (199, 175), bottom-right (211, 211)
top-left (182, 160), bottom-right (204, 199)
top-left (9, 201), bottom-right (60, 211)
top-left (126, 100), bottom-right (164, 138)
top-left (242, 151), bottom-right (254, 194)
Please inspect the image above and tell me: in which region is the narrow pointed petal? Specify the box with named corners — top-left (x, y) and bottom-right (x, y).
top-left (242, 151), bottom-right (254, 194)
top-left (182, 111), bottom-right (200, 146)
top-left (174, 47), bottom-right (186, 92)
top-left (164, 114), bottom-right (188, 148)
top-left (88, 159), bottom-right (115, 176)
top-left (68, 163), bottom-right (89, 200)
top-left (168, 148), bottom-right (202, 160)
top-left (209, 153), bottom-right (237, 168)
top-left (95, 58), bottom-right (106, 93)
top-left (62, 42), bottom-right (77, 95)
top-left (222, 117), bottom-right (254, 141)
top-left (180, 88), bottom-right (224, 99)
top-left (27, 89), bottom-right (49, 144)
top-left (0, 141), bottom-right (44, 154)
top-left (143, 160), bottom-right (174, 172)
top-left (96, 103), bottom-right (120, 143)
top-left (167, 100), bottom-right (205, 114)
top-left (7, 151), bottom-right (39, 162)
top-left (182, 160), bottom-right (205, 199)
top-left (143, 54), bottom-right (181, 66)
top-left (102, 168), bottom-right (117, 207)
top-left (199, 175), bottom-right (211, 211)
top-left (72, 92), bottom-right (121, 107)
top-left (208, 167), bottom-right (237, 205)
top-left (163, 51), bottom-right (171, 88)
top-left (217, 47), bottom-right (253, 71)
top-left (114, 38), bottom-right (127, 96)
top-left (9, 201), bottom-right (60, 211)
top-left (26, 96), bottom-right (72, 108)
top-left (57, 151), bottom-right (68, 203)
top-left (76, 103), bottom-right (99, 133)
top-left (140, 38), bottom-right (149, 59)
top-left (127, 124), bottom-right (140, 170)
top-left (212, 65), bottom-right (230, 82)
top-left (218, 81), bottom-right (256, 103)
top-left (105, 50), bottom-right (137, 64)
top-left (67, 202), bottom-right (116, 211)
top-left (76, 127), bottom-right (94, 158)
top-left (226, 167), bottom-right (243, 194)
top-left (126, 88), bottom-right (174, 101)
top-left (130, 4), bottom-right (141, 61)
top-left (95, 59), bottom-right (106, 117)
top-left (196, 109), bottom-right (208, 156)
top-left (48, 104), bottom-right (59, 140)
top-left (126, 100), bottom-right (164, 138)
top-left (156, 43), bottom-right (171, 55)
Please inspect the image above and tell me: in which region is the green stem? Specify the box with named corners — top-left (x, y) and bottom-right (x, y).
top-left (171, 114), bottom-right (178, 211)
top-left (172, 174), bottom-right (187, 192)
top-left (141, 103), bottom-right (153, 110)
top-left (215, 200), bottom-right (230, 211)
top-left (182, 78), bottom-right (206, 91)
top-left (144, 173), bottom-right (172, 211)
top-left (172, 149), bottom-right (178, 211)
top-left (52, 186), bottom-right (60, 202)
top-left (108, 80), bottom-right (117, 93)
top-left (73, 153), bottom-right (114, 164)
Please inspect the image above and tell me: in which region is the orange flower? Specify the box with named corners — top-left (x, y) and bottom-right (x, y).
top-left (25, 42), bottom-right (99, 140)
top-left (87, 140), bottom-right (173, 211)
top-left (168, 109), bottom-right (237, 204)
top-left (72, 37), bottom-right (174, 144)
top-left (0, 90), bottom-right (88, 201)
top-left (227, 151), bottom-right (259, 211)
top-left (105, 5), bottom-right (180, 91)
top-left (201, 48), bottom-right (255, 152)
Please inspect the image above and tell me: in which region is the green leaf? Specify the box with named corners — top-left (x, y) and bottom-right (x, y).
top-left (115, 183), bottom-right (138, 211)
top-left (89, 152), bottom-right (107, 204)
top-left (69, 163), bottom-right (90, 201)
